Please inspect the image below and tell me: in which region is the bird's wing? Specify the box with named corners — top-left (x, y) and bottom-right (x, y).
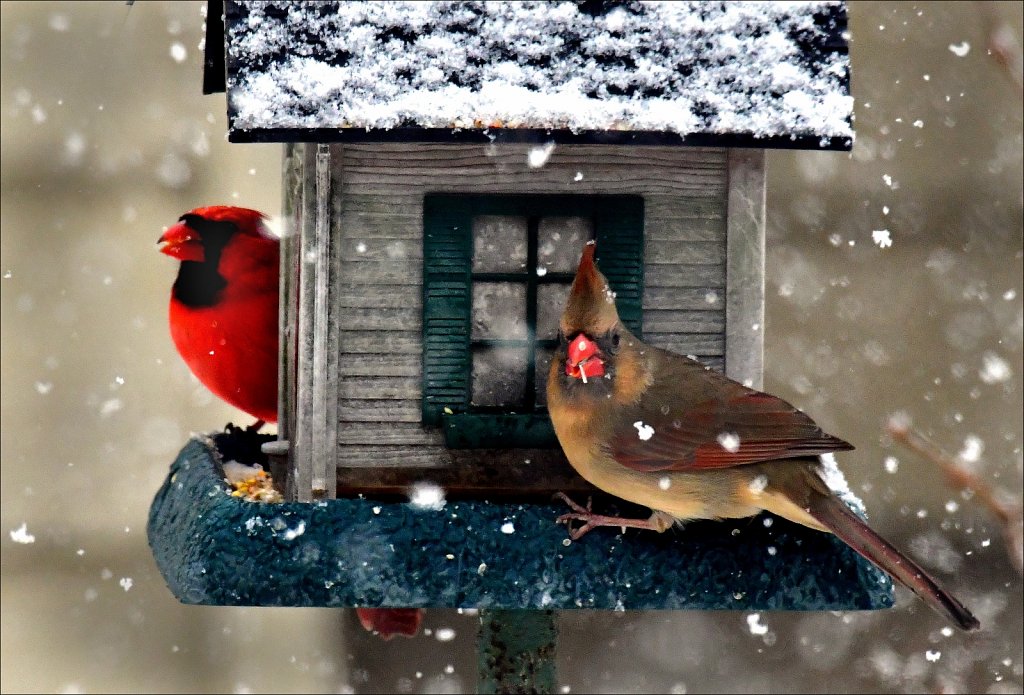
top-left (607, 349), bottom-right (853, 472)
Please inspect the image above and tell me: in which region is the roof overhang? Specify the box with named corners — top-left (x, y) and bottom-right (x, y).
top-left (209, 1), bottom-right (853, 150)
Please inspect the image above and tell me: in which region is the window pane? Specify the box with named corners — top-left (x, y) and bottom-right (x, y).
top-left (473, 216), bottom-right (528, 273)
top-left (536, 283), bottom-right (571, 340)
top-left (537, 216), bottom-right (593, 274)
top-left (534, 346), bottom-right (557, 407)
top-left (472, 347), bottom-right (528, 406)
top-left (472, 283), bottom-right (528, 340)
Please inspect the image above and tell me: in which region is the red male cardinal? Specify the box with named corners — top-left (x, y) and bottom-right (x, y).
top-left (547, 241), bottom-right (979, 631)
top-left (159, 205), bottom-right (423, 640)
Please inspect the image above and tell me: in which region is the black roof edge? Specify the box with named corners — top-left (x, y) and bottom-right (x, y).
top-left (227, 126), bottom-right (853, 152)
top-left (203, 0), bottom-right (226, 95)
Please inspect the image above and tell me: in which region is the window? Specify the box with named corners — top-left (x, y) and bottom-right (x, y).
top-left (422, 195), bottom-right (643, 448)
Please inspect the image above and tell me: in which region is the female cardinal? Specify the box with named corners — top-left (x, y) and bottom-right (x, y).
top-left (160, 205), bottom-right (423, 640)
top-left (547, 241), bottom-right (979, 631)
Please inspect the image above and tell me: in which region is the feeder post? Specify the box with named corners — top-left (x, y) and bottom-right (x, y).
top-left (478, 609), bottom-right (558, 694)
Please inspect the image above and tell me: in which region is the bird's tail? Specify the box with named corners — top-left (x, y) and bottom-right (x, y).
top-left (803, 488), bottom-right (980, 631)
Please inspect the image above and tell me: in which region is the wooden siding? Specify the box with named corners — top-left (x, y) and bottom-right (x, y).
top-left (329, 143), bottom-right (730, 477)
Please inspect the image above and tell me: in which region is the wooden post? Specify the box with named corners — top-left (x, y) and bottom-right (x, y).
top-left (725, 149), bottom-right (766, 389)
top-left (293, 144), bottom-right (338, 501)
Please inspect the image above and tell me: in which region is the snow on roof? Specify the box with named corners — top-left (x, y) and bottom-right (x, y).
top-left (224, 1), bottom-right (852, 148)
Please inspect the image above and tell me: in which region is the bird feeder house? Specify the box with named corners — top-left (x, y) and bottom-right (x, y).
top-left (150, 0), bottom-right (894, 617)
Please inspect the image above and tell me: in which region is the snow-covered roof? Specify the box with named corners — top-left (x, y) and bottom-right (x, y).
top-left (220, 1), bottom-right (853, 150)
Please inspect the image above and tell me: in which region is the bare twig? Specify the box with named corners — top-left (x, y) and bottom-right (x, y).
top-left (886, 416), bottom-right (1023, 576)
top-left (979, 1), bottom-right (1024, 93)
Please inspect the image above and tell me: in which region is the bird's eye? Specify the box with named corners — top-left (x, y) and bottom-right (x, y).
top-left (610, 331), bottom-right (621, 352)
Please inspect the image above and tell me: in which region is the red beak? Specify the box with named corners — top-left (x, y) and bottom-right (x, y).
top-left (158, 221), bottom-right (204, 262)
top-left (565, 335), bottom-right (605, 381)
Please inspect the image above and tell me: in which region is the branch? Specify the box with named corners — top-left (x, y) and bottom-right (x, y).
top-left (980, 1), bottom-right (1024, 93)
top-left (885, 415), bottom-right (1023, 576)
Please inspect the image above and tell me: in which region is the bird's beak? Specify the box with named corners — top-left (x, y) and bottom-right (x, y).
top-left (565, 334), bottom-right (605, 382)
top-left (158, 221), bottom-right (204, 262)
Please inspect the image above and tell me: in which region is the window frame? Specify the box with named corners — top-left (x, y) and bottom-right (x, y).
top-left (422, 194), bottom-right (644, 449)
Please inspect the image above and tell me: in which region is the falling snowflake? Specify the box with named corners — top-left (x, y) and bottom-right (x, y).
top-left (717, 432), bottom-right (741, 453)
top-left (170, 42), bottom-right (188, 63)
top-left (957, 435), bottom-right (984, 464)
top-left (871, 229), bottom-right (892, 248)
top-left (282, 521), bottom-right (306, 541)
top-left (747, 474), bottom-right (768, 494)
top-left (746, 613), bottom-right (769, 635)
top-left (634, 421), bottom-right (655, 441)
top-left (979, 351), bottom-right (1011, 384)
top-left (527, 143), bottom-right (555, 168)
top-left (408, 482), bottom-right (446, 510)
top-left (9, 522), bottom-right (35, 544)
top-left (948, 41), bottom-right (971, 57)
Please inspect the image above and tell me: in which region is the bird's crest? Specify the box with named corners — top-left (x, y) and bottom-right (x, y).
top-left (561, 241), bottom-right (621, 336)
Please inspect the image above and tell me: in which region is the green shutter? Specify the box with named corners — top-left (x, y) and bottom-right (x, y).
top-left (594, 197), bottom-right (645, 337)
top-left (421, 197), bottom-right (472, 426)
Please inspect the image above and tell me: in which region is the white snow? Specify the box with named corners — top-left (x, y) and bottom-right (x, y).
top-left (48, 13), bottom-right (70, 32)
top-left (170, 42), bottom-right (188, 63)
top-left (281, 521), bottom-right (306, 541)
top-left (979, 351), bottom-right (1012, 384)
top-left (871, 229), bottom-right (892, 248)
top-left (883, 456), bottom-right (898, 474)
top-left (9, 522), bottom-right (36, 544)
top-left (634, 421), bottom-right (655, 441)
top-left (817, 452), bottom-right (867, 516)
top-left (119, 577), bottom-right (134, 592)
top-left (527, 142), bottom-right (555, 168)
top-left (408, 482), bottom-right (447, 510)
top-left (747, 474), bottom-right (768, 495)
top-left (227, 1), bottom-right (852, 142)
top-left (746, 613), bottom-right (769, 635)
top-left (956, 435), bottom-right (984, 465)
top-left (948, 41), bottom-right (971, 57)
top-left (435, 627), bottom-right (457, 642)
top-left (500, 521), bottom-right (515, 534)
top-left (717, 432), bottom-right (741, 453)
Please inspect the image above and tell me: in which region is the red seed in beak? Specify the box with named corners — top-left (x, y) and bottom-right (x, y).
top-left (567, 335), bottom-right (598, 366)
top-left (565, 335), bottom-right (605, 381)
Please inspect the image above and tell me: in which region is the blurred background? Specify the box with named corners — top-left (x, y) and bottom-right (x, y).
top-left (1, 1), bottom-right (1021, 693)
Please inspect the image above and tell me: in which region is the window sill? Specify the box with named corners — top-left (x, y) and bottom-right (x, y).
top-left (442, 413), bottom-right (557, 449)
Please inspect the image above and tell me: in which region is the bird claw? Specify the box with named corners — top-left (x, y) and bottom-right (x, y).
top-left (554, 493), bottom-right (599, 539)
top-left (555, 512), bottom-right (599, 540)
top-left (553, 492), bottom-right (592, 514)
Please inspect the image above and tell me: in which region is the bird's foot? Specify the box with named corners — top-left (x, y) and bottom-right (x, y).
top-left (553, 492), bottom-right (673, 540)
top-left (246, 419), bottom-right (266, 433)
